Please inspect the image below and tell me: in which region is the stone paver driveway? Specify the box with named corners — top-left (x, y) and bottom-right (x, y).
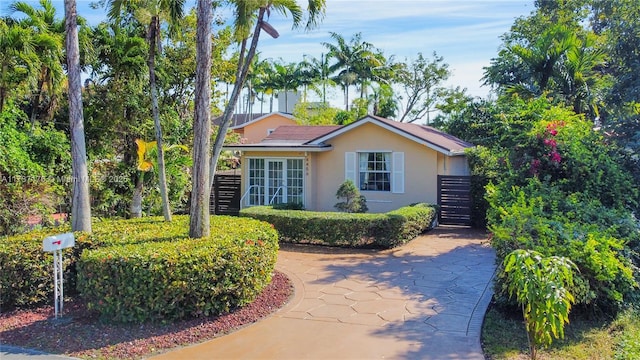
top-left (151, 226), bottom-right (496, 360)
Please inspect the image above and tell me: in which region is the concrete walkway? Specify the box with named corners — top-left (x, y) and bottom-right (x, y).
top-left (150, 226), bottom-right (496, 360)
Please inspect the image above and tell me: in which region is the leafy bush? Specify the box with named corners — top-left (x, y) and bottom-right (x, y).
top-left (488, 179), bottom-right (637, 310)
top-left (0, 104), bottom-right (68, 234)
top-left (503, 250), bottom-right (576, 360)
top-left (334, 180), bottom-right (368, 213)
top-left (272, 202), bottom-right (305, 210)
top-left (465, 145), bottom-right (508, 228)
top-left (474, 101), bottom-right (640, 314)
top-left (0, 216), bottom-right (278, 323)
top-left (75, 216), bottom-right (277, 323)
top-left (240, 203), bottom-right (436, 248)
top-left (0, 226), bottom-right (95, 310)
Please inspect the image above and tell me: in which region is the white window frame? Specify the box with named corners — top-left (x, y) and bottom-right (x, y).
top-left (358, 151), bottom-right (392, 192)
top-left (345, 151), bottom-right (404, 194)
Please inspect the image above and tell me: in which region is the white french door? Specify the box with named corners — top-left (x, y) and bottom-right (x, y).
top-left (246, 158), bottom-right (304, 206)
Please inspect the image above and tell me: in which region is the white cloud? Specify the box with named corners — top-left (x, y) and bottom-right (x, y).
top-left (7, 0), bottom-right (533, 101)
top-left (256, 0), bottom-right (533, 99)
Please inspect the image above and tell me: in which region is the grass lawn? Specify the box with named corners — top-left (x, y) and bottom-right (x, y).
top-left (481, 304), bottom-right (640, 359)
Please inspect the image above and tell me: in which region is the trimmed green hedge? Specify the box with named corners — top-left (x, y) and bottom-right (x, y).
top-left (240, 203), bottom-right (436, 248)
top-left (0, 216), bottom-right (279, 323)
top-left (0, 226), bottom-right (95, 310)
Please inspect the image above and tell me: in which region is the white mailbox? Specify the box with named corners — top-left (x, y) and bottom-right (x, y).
top-left (42, 232), bottom-right (75, 318)
top-left (43, 232), bottom-right (75, 252)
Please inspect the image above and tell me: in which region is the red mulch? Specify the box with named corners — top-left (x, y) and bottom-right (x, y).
top-left (0, 271), bottom-right (293, 359)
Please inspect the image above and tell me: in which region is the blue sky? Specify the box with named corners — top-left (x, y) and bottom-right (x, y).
top-left (4, 0), bottom-right (534, 105)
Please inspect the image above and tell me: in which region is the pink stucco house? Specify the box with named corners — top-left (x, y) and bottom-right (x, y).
top-left (223, 115), bottom-right (473, 213)
top-left (223, 112), bottom-right (298, 144)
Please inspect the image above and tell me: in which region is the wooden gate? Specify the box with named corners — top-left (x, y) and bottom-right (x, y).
top-left (210, 174), bottom-right (241, 215)
top-left (437, 175), bottom-right (472, 226)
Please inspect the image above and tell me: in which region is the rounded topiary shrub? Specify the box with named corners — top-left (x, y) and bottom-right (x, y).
top-left (76, 216), bottom-right (278, 323)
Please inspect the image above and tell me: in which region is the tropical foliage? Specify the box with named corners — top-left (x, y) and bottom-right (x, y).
top-left (503, 249), bottom-right (576, 360)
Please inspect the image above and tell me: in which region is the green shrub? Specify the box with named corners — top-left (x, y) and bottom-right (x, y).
top-left (0, 226), bottom-right (96, 310)
top-left (76, 216), bottom-right (277, 323)
top-left (488, 180), bottom-right (637, 310)
top-left (240, 203), bottom-right (436, 248)
top-left (272, 202), bottom-right (305, 210)
top-left (0, 216), bottom-right (278, 323)
top-left (0, 104), bottom-right (67, 235)
top-left (334, 180), bottom-right (368, 213)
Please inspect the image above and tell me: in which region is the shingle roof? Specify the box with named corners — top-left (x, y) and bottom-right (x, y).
top-left (368, 115), bottom-right (474, 153)
top-left (212, 113), bottom-right (267, 127)
top-left (223, 115), bottom-right (473, 156)
top-left (264, 125), bottom-right (342, 142)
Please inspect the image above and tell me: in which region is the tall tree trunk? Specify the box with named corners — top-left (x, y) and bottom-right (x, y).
top-left (30, 68), bottom-right (46, 128)
top-left (345, 85), bottom-right (349, 110)
top-left (130, 173), bottom-right (144, 218)
top-left (64, 0), bottom-right (91, 232)
top-left (189, 0), bottom-right (212, 238)
top-left (149, 16), bottom-right (172, 222)
top-left (270, 93), bottom-right (273, 112)
top-left (208, 7), bottom-right (266, 189)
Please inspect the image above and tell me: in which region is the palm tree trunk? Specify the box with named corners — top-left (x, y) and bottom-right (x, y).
top-left (64, 0), bottom-right (91, 232)
top-left (30, 68), bottom-right (46, 128)
top-left (209, 7), bottom-right (266, 189)
top-left (345, 85), bottom-right (349, 110)
top-left (284, 87), bottom-right (288, 112)
top-left (189, 0), bottom-right (212, 238)
top-left (149, 16), bottom-right (172, 222)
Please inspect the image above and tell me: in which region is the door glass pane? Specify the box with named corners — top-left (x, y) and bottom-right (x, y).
top-left (287, 159), bottom-right (304, 205)
top-left (248, 158), bottom-right (264, 205)
top-left (268, 161), bottom-right (284, 204)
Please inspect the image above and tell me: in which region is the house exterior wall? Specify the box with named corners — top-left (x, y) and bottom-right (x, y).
top-left (314, 122), bottom-right (440, 213)
top-left (238, 123), bottom-right (471, 213)
top-left (437, 153), bottom-right (470, 175)
top-left (241, 114), bottom-right (297, 143)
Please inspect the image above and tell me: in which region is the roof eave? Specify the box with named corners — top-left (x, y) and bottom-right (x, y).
top-left (223, 144), bottom-right (333, 152)
top-left (448, 149), bottom-right (470, 156)
top-left (229, 112), bottom-right (296, 130)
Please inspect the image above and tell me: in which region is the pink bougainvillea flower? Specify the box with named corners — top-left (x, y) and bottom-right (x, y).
top-left (543, 138), bottom-right (557, 147)
top-left (550, 151), bottom-right (562, 163)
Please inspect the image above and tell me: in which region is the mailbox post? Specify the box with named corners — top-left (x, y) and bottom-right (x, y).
top-left (42, 233), bottom-right (75, 318)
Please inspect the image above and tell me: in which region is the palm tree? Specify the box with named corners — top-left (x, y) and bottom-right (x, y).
top-left (64, 0), bottom-right (92, 232)
top-left (0, 18), bottom-right (38, 111)
top-left (322, 32), bottom-right (377, 110)
top-left (270, 60), bottom-right (303, 111)
top-left (302, 53), bottom-right (331, 104)
top-left (90, 22), bottom-right (147, 83)
top-left (556, 32), bottom-right (606, 116)
top-left (507, 24), bottom-right (574, 95)
top-left (251, 57), bottom-right (275, 113)
top-left (10, 0), bottom-right (65, 124)
top-left (106, 0), bottom-right (185, 222)
top-left (207, 0), bottom-right (326, 191)
top-left (296, 56), bottom-right (319, 102)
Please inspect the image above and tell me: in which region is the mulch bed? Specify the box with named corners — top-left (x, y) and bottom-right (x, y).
top-left (0, 271), bottom-right (293, 359)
